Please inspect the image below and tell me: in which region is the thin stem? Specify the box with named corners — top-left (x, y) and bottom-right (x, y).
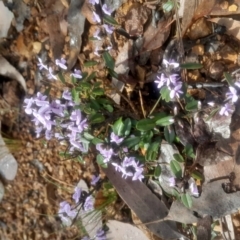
top-left (148, 96), bottom-right (161, 116)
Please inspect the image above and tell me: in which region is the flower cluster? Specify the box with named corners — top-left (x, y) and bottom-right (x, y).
top-left (24, 90), bottom-right (88, 153)
top-left (155, 60), bottom-right (183, 99)
top-left (112, 156), bottom-right (144, 181)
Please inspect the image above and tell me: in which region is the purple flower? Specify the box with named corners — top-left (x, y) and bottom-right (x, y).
top-left (37, 57), bottom-right (48, 70)
top-left (70, 109), bottom-right (82, 125)
top-left (219, 103), bottom-right (234, 116)
top-left (155, 74), bottom-right (167, 89)
top-left (45, 130), bottom-right (53, 140)
top-left (93, 12), bottom-right (101, 23)
top-left (132, 170), bottom-right (144, 181)
top-left (96, 228), bottom-right (106, 240)
top-left (58, 201), bottom-right (77, 219)
top-left (55, 58), bottom-right (67, 70)
top-left (47, 67), bottom-right (57, 80)
top-left (110, 132), bottom-right (124, 145)
top-left (70, 140), bottom-right (87, 152)
top-left (83, 195), bottom-right (94, 211)
top-left (103, 24), bottom-right (114, 34)
top-left (62, 89), bottom-right (72, 101)
top-left (169, 82), bottom-right (183, 99)
top-left (24, 97), bottom-right (34, 114)
top-left (96, 144), bottom-right (114, 163)
top-left (122, 156), bottom-right (135, 168)
top-left (70, 69), bottom-right (82, 79)
top-left (35, 126), bottom-right (43, 138)
top-left (162, 59), bottom-right (179, 69)
top-left (226, 86), bottom-right (238, 103)
top-left (93, 28), bottom-right (101, 40)
top-left (91, 175), bottom-right (101, 185)
top-left (102, 4), bottom-right (113, 15)
top-left (168, 177), bottom-right (176, 187)
top-left (89, 0), bottom-right (99, 5)
top-left (72, 186), bottom-right (82, 204)
top-left (188, 178), bottom-right (199, 197)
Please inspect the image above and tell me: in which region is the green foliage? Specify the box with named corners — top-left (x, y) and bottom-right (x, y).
top-left (154, 165), bottom-right (161, 177)
top-left (97, 154), bottom-right (107, 168)
top-left (170, 160), bottom-right (182, 178)
top-left (136, 119), bottom-right (156, 131)
top-left (180, 62), bottom-right (203, 69)
top-left (181, 193), bottom-right (193, 208)
top-left (103, 52), bottom-right (115, 69)
top-left (163, 0), bottom-right (174, 12)
top-left (103, 15), bottom-right (119, 25)
top-left (112, 118), bottom-right (124, 136)
top-left (160, 86), bottom-right (171, 102)
top-left (173, 153), bottom-right (185, 163)
top-left (183, 144), bottom-right (195, 158)
top-left (164, 126), bottom-right (175, 143)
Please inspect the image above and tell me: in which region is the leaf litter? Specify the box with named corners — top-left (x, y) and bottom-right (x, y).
top-left (2, 0), bottom-right (240, 239)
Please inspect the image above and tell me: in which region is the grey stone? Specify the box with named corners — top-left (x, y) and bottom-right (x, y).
top-left (0, 181), bottom-right (4, 202)
top-left (0, 153), bottom-right (18, 181)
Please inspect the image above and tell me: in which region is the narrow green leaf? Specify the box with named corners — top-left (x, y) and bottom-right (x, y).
top-left (86, 71), bottom-right (96, 81)
top-left (180, 63), bottom-right (203, 69)
top-left (80, 82), bottom-right (92, 90)
top-left (173, 153), bottom-right (185, 163)
top-left (58, 71), bottom-right (66, 83)
top-left (83, 132), bottom-right (94, 140)
top-left (181, 193), bottom-right (193, 208)
top-left (92, 87), bottom-right (104, 96)
top-left (92, 137), bottom-right (104, 144)
top-left (103, 52), bottom-right (115, 69)
top-left (183, 144), bottom-right (195, 158)
top-left (185, 94), bottom-right (198, 111)
top-left (191, 170), bottom-right (204, 181)
top-left (122, 136), bottom-right (141, 148)
top-left (108, 68), bottom-right (118, 78)
top-left (156, 116), bottom-right (174, 126)
top-left (170, 160), bottom-right (182, 178)
top-left (103, 15), bottom-right (119, 25)
top-left (164, 126), bottom-right (175, 143)
top-left (160, 86), bottom-right (171, 102)
top-left (154, 165), bottom-right (161, 177)
top-left (136, 119), bottom-right (156, 131)
top-left (163, 0), bottom-right (174, 12)
top-left (122, 118), bottom-right (132, 136)
top-left (90, 113), bottom-right (105, 123)
top-left (224, 72), bottom-right (234, 86)
top-left (112, 118), bottom-right (124, 136)
top-left (146, 141), bottom-right (159, 161)
top-left (97, 154), bottom-right (108, 168)
top-left (103, 104), bottom-right (113, 112)
top-left (84, 61), bottom-right (98, 67)
top-left (71, 88), bottom-right (80, 104)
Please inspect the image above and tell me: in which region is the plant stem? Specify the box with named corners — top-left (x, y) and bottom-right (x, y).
top-left (148, 96), bottom-right (161, 116)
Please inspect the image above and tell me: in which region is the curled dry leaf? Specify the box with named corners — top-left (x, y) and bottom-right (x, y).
top-left (0, 55), bottom-right (27, 92)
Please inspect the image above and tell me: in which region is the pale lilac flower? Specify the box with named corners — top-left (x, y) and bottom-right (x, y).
top-left (93, 12), bottom-right (101, 23)
top-left (72, 186), bottom-right (82, 204)
top-left (102, 4), bottom-right (113, 15)
top-left (55, 58), bottom-right (67, 70)
top-left (96, 144), bottom-right (114, 163)
top-left (35, 126), bottom-right (43, 138)
top-left (122, 156), bottom-right (135, 168)
top-left (70, 109), bottom-right (82, 125)
top-left (162, 59), bottom-right (179, 69)
top-left (70, 69), bottom-right (82, 79)
top-left (37, 57), bottom-right (48, 70)
top-left (58, 201), bottom-right (77, 219)
top-left (226, 86), bottom-right (238, 103)
top-left (132, 170), bottom-right (144, 181)
top-left (93, 28), bottom-right (101, 40)
top-left (110, 132), bottom-right (124, 144)
top-left (84, 195), bottom-right (94, 211)
top-left (47, 67), bottom-right (57, 80)
top-left (168, 177), bottom-right (176, 187)
top-left (96, 228), bottom-right (106, 240)
top-left (70, 140), bottom-right (87, 152)
top-left (219, 103), bottom-right (234, 116)
top-left (103, 24), bottom-right (114, 34)
top-left (62, 89), bottom-right (72, 101)
top-left (45, 130), bottom-right (53, 140)
top-left (188, 178), bottom-right (199, 197)
top-left (91, 175), bottom-right (101, 186)
top-left (89, 0), bottom-right (99, 5)
top-left (155, 74), bottom-right (168, 89)
top-left (122, 147), bottom-right (128, 153)
top-left (169, 82), bottom-right (183, 99)
top-left (24, 97), bottom-right (34, 114)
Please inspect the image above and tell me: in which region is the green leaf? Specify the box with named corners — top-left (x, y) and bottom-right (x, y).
top-left (146, 141), bottom-right (159, 161)
top-left (112, 118), bottom-right (124, 136)
top-left (80, 82), bottom-right (92, 90)
top-left (181, 193), bottom-right (193, 208)
top-left (173, 153), bottom-right (185, 163)
top-left (183, 144), bottom-right (195, 158)
top-left (108, 68), bottom-right (118, 78)
top-left (83, 132), bottom-right (95, 140)
top-left (90, 113), bottom-right (105, 124)
top-left (103, 104), bottom-right (113, 112)
top-left (122, 118), bottom-right (132, 136)
top-left (185, 94), bottom-right (198, 111)
top-left (191, 170), bottom-right (204, 181)
top-left (163, 0), bottom-right (174, 12)
top-left (180, 63), bottom-right (203, 69)
top-left (122, 136), bottom-right (141, 148)
top-left (164, 126), bottom-right (175, 143)
top-left (84, 61), bottom-right (98, 67)
top-left (86, 71), bottom-right (96, 81)
top-left (71, 88), bottom-right (80, 104)
top-left (92, 137), bottom-right (104, 144)
top-left (155, 116), bottom-right (174, 126)
top-left (154, 165), bottom-right (161, 177)
top-left (97, 154), bottom-right (107, 168)
top-left (170, 160), bottom-right (182, 178)
top-left (92, 87), bottom-right (105, 96)
top-left (58, 71), bottom-right (66, 83)
top-left (103, 15), bottom-right (119, 26)
top-left (103, 52), bottom-right (115, 69)
top-left (160, 86), bottom-right (171, 102)
top-left (136, 119), bottom-right (156, 131)
top-left (224, 72), bottom-right (234, 86)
